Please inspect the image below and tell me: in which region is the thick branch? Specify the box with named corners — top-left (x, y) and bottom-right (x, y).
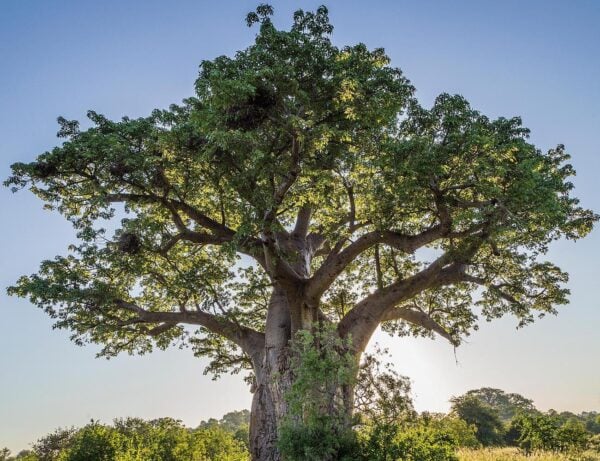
top-left (103, 192), bottom-right (266, 267)
top-left (104, 193), bottom-right (234, 236)
top-left (381, 307), bottom-right (456, 344)
top-left (307, 224), bottom-right (449, 299)
top-left (114, 300), bottom-right (265, 362)
top-left (293, 205), bottom-right (312, 238)
top-left (263, 134), bottom-right (301, 227)
top-left (338, 233), bottom-right (488, 353)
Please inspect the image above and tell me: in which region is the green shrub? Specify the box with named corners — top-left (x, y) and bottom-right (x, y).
top-left (509, 413), bottom-right (590, 453)
top-left (421, 413), bottom-right (480, 448)
top-left (189, 427), bottom-right (249, 461)
top-left (450, 395), bottom-right (504, 446)
top-left (57, 423), bottom-right (119, 461)
top-left (359, 422), bottom-right (458, 461)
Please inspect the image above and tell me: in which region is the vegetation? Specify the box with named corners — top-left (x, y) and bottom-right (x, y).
top-left (457, 388), bottom-right (537, 423)
top-left (2, 418), bottom-right (248, 461)
top-left (5, 3), bottom-right (596, 460)
top-left (3, 386), bottom-right (599, 460)
top-left (450, 395), bottom-right (505, 446)
top-left (277, 327), bottom-right (359, 461)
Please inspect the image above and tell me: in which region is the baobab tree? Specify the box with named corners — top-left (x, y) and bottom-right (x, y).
top-left (6, 6), bottom-right (596, 460)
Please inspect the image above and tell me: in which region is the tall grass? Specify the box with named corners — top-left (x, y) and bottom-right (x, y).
top-left (457, 447), bottom-right (600, 461)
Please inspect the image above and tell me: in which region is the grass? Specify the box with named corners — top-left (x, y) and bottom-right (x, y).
top-left (457, 448), bottom-right (600, 461)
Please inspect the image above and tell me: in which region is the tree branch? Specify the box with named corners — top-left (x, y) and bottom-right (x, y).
top-left (293, 205), bottom-right (312, 238)
top-left (114, 299), bottom-right (265, 362)
top-left (103, 192), bottom-right (266, 267)
top-left (306, 224), bottom-right (449, 300)
top-left (381, 307), bottom-right (457, 345)
top-left (338, 233), bottom-right (489, 353)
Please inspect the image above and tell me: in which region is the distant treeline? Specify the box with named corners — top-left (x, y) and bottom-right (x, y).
top-left (1, 412), bottom-right (250, 461)
top-left (2, 389), bottom-right (600, 461)
top-left (447, 388), bottom-right (600, 451)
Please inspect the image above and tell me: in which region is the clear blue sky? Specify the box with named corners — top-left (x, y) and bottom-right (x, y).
top-left (1, 0), bottom-right (599, 453)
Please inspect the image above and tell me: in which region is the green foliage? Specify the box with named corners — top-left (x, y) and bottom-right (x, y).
top-left (278, 326), bottom-right (359, 461)
top-left (32, 428), bottom-right (75, 461)
top-left (188, 427), bottom-right (249, 461)
top-left (460, 388), bottom-right (536, 422)
top-left (19, 418), bottom-right (249, 461)
top-left (198, 410), bottom-right (250, 448)
top-left (354, 348), bottom-right (416, 425)
top-left (420, 413), bottom-right (480, 448)
top-left (509, 413), bottom-right (590, 453)
top-left (359, 419), bottom-right (459, 461)
top-left (450, 395), bottom-right (505, 446)
top-left (589, 434), bottom-right (600, 452)
top-left (4, 4), bottom-right (596, 381)
top-left (57, 423), bottom-right (119, 461)
top-left (581, 413), bottom-right (600, 435)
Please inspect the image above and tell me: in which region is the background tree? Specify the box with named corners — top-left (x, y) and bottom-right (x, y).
top-left (5, 5), bottom-right (596, 460)
top-left (585, 413), bottom-right (600, 434)
top-left (58, 422), bottom-right (119, 461)
top-left (31, 428), bottom-right (75, 461)
top-left (198, 410), bottom-right (251, 447)
top-left (459, 388), bottom-right (537, 422)
top-left (450, 395), bottom-right (504, 446)
top-left (508, 412), bottom-right (590, 453)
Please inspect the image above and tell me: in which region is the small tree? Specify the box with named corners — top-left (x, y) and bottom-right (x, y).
top-left (420, 414), bottom-right (479, 448)
top-left (450, 395), bottom-right (504, 446)
top-left (59, 423), bottom-right (119, 461)
top-left (6, 5), bottom-right (596, 460)
top-left (32, 428), bottom-right (75, 461)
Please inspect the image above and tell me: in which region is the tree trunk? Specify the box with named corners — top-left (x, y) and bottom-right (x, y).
top-left (249, 374), bottom-right (279, 461)
top-left (248, 321), bottom-right (359, 459)
top-left (249, 344), bottom-right (294, 461)
top-left (248, 288), bottom-right (292, 461)
top-left (247, 231), bottom-right (359, 460)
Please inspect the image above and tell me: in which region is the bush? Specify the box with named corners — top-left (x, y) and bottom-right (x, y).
top-left (588, 434), bottom-right (600, 454)
top-left (421, 413), bottom-right (480, 448)
top-left (359, 422), bottom-right (458, 461)
top-left (23, 418), bottom-right (249, 461)
top-left (189, 427), bottom-right (249, 461)
top-left (509, 413), bottom-right (590, 453)
top-left (450, 395), bottom-right (504, 446)
top-left (57, 423), bottom-right (119, 461)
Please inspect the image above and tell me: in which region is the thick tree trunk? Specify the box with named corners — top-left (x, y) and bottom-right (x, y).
top-left (249, 375), bottom-right (279, 460)
top-left (249, 346), bottom-right (294, 461)
top-left (247, 228), bottom-right (359, 460)
top-left (248, 288), bottom-right (292, 461)
top-left (248, 355), bottom-right (358, 461)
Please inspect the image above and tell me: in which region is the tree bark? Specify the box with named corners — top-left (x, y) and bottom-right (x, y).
top-left (248, 336), bottom-right (357, 461)
top-left (249, 372), bottom-right (280, 461)
top-left (247, 227), bottom-right (357, 460)
top-left (248, 288), bottom-right (293, 461)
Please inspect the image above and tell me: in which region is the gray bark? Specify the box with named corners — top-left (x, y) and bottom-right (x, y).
top-left (249, 288), bottom-right (293, 461)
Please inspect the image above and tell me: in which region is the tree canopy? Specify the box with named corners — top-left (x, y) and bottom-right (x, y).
top-left (460, 388), bottom-right (536, 422)
top-left (5, 3), bottom-right (596, 386)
